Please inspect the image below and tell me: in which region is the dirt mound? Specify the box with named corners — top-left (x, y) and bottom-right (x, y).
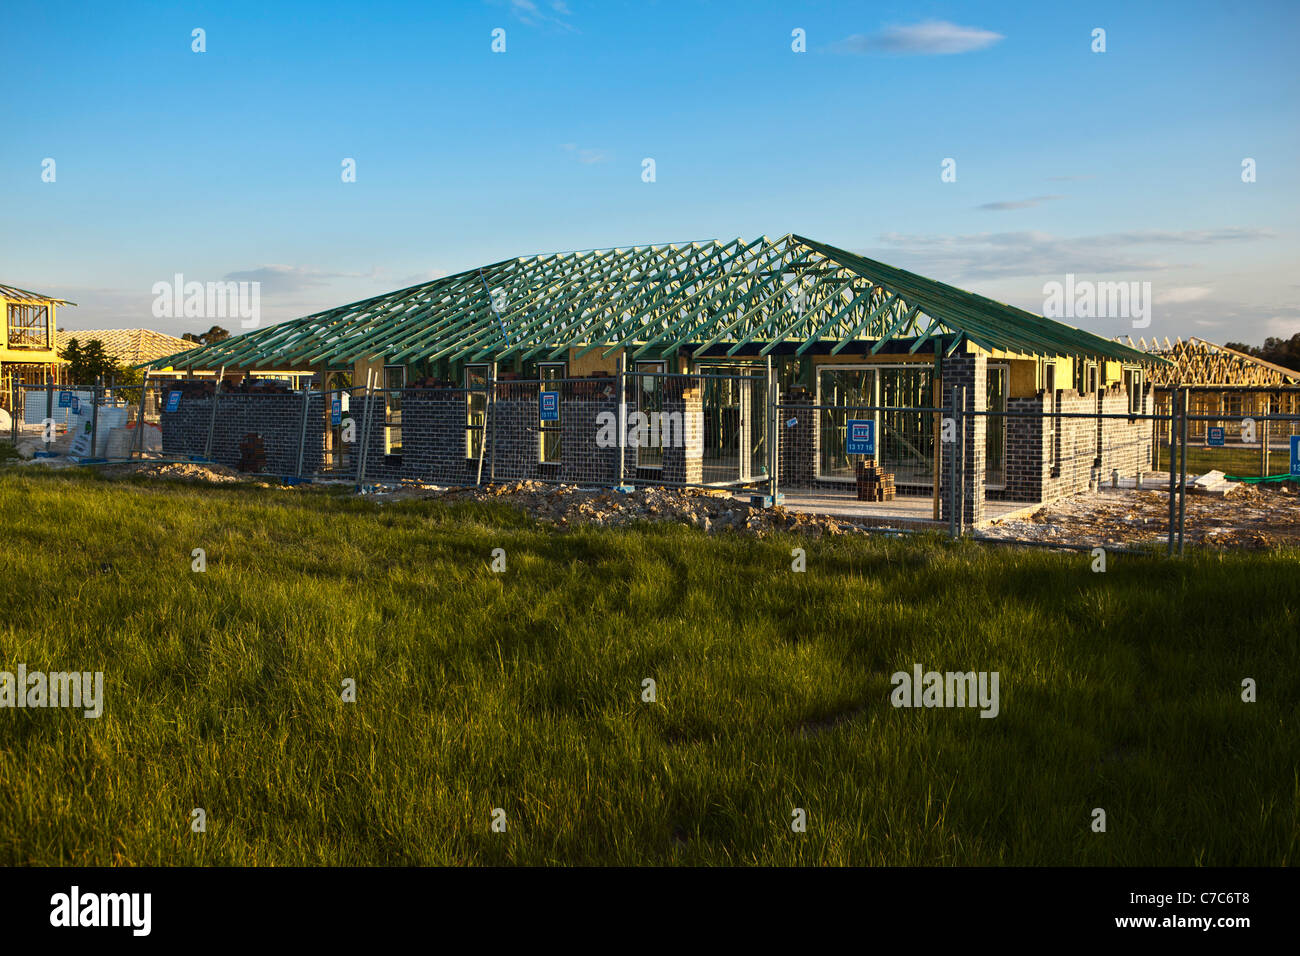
top-left (374, 479), bottom-right (873, 538)
top-left (105, 461), bottom-right (249, 483)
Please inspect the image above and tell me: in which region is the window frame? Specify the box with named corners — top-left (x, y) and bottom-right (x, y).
top-left (6, 304), bottom-right (50, 350)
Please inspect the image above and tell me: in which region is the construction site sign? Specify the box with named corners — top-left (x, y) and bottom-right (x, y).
top-left (540, 391), bottom-right (559, 421)
top-left (1207, 426), bottom-right (1225, 447)
top-left (846, 419), bottom-right (876, 456)
top-left (165, 390), bottom-right (182, 413)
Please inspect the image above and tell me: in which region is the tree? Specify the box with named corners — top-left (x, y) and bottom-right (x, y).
top-left (1225, 334), bottom-right (1300, 374)
top-left (60, 337), bottom-right (142, 392)
top-left (61, 337), bottom-right (118, 385)
top-left (182, 325), bottom-right (230, 347)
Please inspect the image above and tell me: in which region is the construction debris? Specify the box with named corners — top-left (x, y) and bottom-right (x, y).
top-left (979, 483), bottom-right (1300, 549)
top-left (373, 480), bottom-right (875, 538)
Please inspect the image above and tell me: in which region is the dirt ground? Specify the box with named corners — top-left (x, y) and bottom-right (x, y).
top-left (979, 483), bottom-right (1300, 549)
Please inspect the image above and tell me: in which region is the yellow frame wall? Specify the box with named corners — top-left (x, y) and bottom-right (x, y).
top-left (0, 295), bottom-right (61, 366)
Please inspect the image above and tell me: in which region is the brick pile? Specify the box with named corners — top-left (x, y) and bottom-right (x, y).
top-left (856, 458), bottom-right (895, 501)
top-left (238, 432), bottom-right (266, 472)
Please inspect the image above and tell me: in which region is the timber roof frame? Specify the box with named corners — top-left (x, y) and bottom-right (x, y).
top-left (147, 235), bottom-right (1167, 372)
top-left (1128, 335), bottom-right (1300, 387)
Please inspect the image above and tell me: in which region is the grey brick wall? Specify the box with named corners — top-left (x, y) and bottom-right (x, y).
top-left (157, 377), bottom-right (1153, 504)
top-left (161, 392), bottom-right (325, 476)
top-left (988, 385), bottom-right (1154, 502)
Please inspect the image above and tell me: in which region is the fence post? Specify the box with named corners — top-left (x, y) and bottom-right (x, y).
top-left (204, 365), bottom-right (225, 461)
top-left (1166, 389), bottom-right (1179, 556)
top-left (296, 385), bottom-right (311, 477)
top-left (45, 375), bottom-right (54, 452)
top-left (958, 386), bottom-right (968, 537)
top-left (357, 373), bottom-right (374, 487)
top-left (474, 377), bottom-right (489, 487)
top-left (489, 360), bottom-right (497, 483)
top-left (1177, 386), bottom-right (1189, 554)
top-left (617, 352), bottom-right (628, 487)
top-left (90, 376), bottom-right (101, 458)
top-left (1261, 396), bottom-right (1270, 477)
top-left (948, 385), bottom-right (960, 540)
top-left (766, 356), bottom-right (779, 501)
top-left (132, 369), bottom-right (151, 459)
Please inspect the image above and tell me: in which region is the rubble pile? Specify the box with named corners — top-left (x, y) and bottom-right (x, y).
top-left (979, 483), bottom-right (1300, 549)
top-left (383, 480), bottom-right (872, 538)
top-left (102, 461), bottom-right (250, 484)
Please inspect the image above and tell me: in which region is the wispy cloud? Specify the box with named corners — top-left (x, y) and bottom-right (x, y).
top-left (222, 264), bottom-right (385, 295)
top-left (831, 20), bottom-right (1004, 56)
top-left (1154, 285), bottom-right (1213, 305)
top-left (868, 228), bottom-right (1274, 281)
top-left (561, 143), bottom-right (611, 164)
top-left (977, 195), bottom-right (1065, 211)
top-left (494, 0), bottom-right (575, 31)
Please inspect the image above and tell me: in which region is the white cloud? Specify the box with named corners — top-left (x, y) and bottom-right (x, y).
top-left (977, 195), bottom-right (1065, 211)
top-left (1154, 286), bottom-right (1213, 305)
top-left (561, 143), bottom-right (611, 164)
top-left (832, 20), bottom-right (1004, 55)
top-left (495, 0), bottom-right (575, 31)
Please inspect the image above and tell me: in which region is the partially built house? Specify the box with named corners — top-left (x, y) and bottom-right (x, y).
top-left (149, 235), bottom-right (1168, 524)
top-left (1, 284), bottom-right (72, 412)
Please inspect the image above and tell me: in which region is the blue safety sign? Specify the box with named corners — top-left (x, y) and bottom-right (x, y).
top-left (540, 391), bottom-right (560, 421)
top-left (1291, 435), bottom-right (1300, 476)
top-left (846, 419), bottom-right (876, 456)
top-left (58, 391), bottom-right (73, 408)
top-left (165, 390), bottom-right (182, 413)
top-left (331, 397), bottom-right (342, 425)
top-left (1207, 426), bottom-right (1225, 447)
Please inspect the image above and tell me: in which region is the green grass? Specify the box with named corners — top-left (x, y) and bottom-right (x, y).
top-left (1154, 443), bottom-right (1285, 478)
top-left (0, 468), bottom-right (1296, 866)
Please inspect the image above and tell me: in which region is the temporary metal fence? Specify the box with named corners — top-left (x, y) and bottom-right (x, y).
top-left (11, 377), bottom-right (173, 460)
top-left (7, 370), bottom-right (1297, 558)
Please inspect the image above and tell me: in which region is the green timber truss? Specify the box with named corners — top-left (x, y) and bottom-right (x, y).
top-left (149, 234), bottom-right (1166, 372)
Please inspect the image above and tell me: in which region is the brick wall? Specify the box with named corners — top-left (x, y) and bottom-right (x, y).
top-left (988, 385), bottom-right (1154, 502)
top-left (161, 392), bottom-right (326, 476)
top-left (156, 377), bottom-right (1152, 500)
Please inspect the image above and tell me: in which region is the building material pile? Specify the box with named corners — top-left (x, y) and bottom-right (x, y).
top-left (856, 458), bottom-right (896, 501)
top-left (238, 433), bottom-right (266, 472)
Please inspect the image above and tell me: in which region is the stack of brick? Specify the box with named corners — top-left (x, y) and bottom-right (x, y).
top-left (238, 432), bottom-right (266, 473)
top-left (856, 458), bottom-right (895, 501)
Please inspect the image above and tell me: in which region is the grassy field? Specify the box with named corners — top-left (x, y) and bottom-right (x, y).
top-left (1153, 443), bottom-right (1291, 478)
top-left (0, 467), bottom-right (1296, 866)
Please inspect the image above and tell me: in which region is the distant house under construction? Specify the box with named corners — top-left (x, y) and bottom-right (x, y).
top-left (1127, 336), bottom-right (1300, 442)
top-left (56, 328), bottom-right (195, 376)
top-left (1, 284), bottom-right (72, 410)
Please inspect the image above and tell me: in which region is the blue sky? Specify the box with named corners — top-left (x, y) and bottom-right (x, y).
top-left (2, 0), bottom-right (1297, 346)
